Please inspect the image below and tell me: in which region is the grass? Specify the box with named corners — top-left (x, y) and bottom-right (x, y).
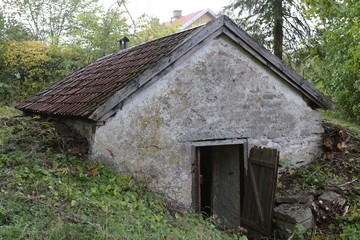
top-left (321, 110), bottom-right (360, 138)
top-left (0, 106), bottom-right (22, 119)
top-left (2, 106), bottom-right (358, 240)
top-left (0, 110), bottom-right (238, 240)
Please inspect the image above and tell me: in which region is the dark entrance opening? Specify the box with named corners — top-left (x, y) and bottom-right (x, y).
top-left (194, 142), bottom-right (280, 237)
top-left (194, 141), bottom-right (247, 228)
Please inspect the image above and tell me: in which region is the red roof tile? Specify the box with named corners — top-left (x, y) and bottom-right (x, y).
top-left (16, 28), bottom-right (199, 118)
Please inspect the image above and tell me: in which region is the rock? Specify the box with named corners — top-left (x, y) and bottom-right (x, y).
top-left (276, 194), bottom-right (314, 206)
top-left (275, 217), bottom-right (314, 240)
top-left (274, 204), bottom-right (314, 239)
top-left (319, 191), bottom-right (346, 207)
top-left (274, 204), bottom-right (313, 224)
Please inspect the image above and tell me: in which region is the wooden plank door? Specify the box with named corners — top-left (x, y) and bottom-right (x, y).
top-left (240, 146), bottom-right (279, 236)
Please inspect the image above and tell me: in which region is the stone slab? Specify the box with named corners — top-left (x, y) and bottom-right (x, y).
top-left (274, 204), bottom-right (313, 224)
top-left (319, 191), bottom-right (346, 207)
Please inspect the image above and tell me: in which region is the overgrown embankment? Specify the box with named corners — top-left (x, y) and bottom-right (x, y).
top-left (0, 113), bottom-right (236, 239)
top-left (278, 119), bottom-right (360, 239)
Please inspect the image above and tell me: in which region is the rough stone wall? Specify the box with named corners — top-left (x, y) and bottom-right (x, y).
top-left (64, 119), bottom-right (96, 146)
top-left (91, 36), bottom-right (323, 207)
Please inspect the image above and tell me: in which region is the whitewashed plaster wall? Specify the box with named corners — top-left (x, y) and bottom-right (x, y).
top-left (90, 36), bottom-right (323, 207)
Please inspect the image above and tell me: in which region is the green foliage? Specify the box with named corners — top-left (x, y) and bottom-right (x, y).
top-left (0, 106), bottom-right (21, 119)
top-left (132, 14), bottom-right (182, 45)
top-left (3, 0), bottom-right (98, 42)
top-left (0, 6), bottom-right (33, 42)
top-left (3, 40), bottom-right (62, 100)
top-left (321, 111), bottom-right (360, 139)
top-left (71, 4), bottom-right (130, 59)
top-left (0, 116), bottom-right (234, 239)
top-left (337, 182), bottom-right (360, 240)
top-left (297, 163), bottom-right (335, 194)
top-left (304, 0), bottom-right (360, 120)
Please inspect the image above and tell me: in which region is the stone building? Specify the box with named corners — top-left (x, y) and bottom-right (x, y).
top-left (17, 16), bottom-right (334, 234)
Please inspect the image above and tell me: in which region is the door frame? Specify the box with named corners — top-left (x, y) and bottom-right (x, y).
top-left (191, 139), bottom-right (248, 212)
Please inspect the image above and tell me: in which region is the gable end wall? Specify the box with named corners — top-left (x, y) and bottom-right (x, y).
top-left (91, 36), bottom-right (323, 207)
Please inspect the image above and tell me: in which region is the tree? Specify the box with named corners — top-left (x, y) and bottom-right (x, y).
top-left (304, 0), bottom-right (360, 119)
top-left (1, 7), bottom-right (34, 103)
top-left (3, 41), bottom-right (65, 99)
top-left (70, 4), bottom-right (130, 60)
top-left (131, 14), bottom-right (181, 45)
top-left (3, 0), bottom-right (97, 42)
top-left (223, 0), bottom-right (311, 60)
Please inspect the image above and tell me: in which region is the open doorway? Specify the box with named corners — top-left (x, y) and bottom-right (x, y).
top-left (193, 140), bottom-right (247, 228)
top-left (193, 142), bottom-right (279, 236)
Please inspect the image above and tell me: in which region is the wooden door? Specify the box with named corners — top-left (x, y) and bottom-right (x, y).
top-left (240, 146), bottom-right (279, 236)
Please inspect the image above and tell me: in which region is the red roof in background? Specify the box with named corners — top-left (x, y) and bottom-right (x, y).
top-left (177, 10), bottom-right (203, 25)
top-left (16, 28), bottom-right (199, 118)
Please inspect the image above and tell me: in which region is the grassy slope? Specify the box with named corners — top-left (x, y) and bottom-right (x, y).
top-left (2, 107), bottom-right (359, 240)
top-left (0, 110), bottom-right (236, 240)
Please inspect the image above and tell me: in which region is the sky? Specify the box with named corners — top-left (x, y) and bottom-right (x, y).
top-left (101, 0), bottom-right (231, 22)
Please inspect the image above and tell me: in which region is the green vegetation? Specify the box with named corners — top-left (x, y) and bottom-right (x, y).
top-left (0, 111), bottom-right (236, 239)
top-left (0, 106), bottom-right (21, 119)
top-left (321, 111), bottom-right (360, 139)
top-left (305, 0), bottom-right (360, 120)
top-left (0, 0), bottom-right (180, 105)
top-left (223, 0), bottom-right (310, 59)
top-left (1, 0), bottom-right (359, 238)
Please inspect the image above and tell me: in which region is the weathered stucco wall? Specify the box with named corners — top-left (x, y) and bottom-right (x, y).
top-left (91, 36), bottom-right (323, 207)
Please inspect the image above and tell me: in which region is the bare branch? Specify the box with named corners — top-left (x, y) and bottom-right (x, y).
top-left (117, 0), bottom-right (136, 36)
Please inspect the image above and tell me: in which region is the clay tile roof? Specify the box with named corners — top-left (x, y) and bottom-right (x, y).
top-left (16, 27), bottom-right (199, 118)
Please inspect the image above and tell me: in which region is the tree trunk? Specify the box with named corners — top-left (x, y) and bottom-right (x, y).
top-left (273, 0), bottom-right (283, 59)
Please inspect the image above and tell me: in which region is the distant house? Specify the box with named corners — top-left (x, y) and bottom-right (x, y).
top-left (17, 16), bottom-right (334, 235)
top-left (170, 9), bottom-right (216, 30)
